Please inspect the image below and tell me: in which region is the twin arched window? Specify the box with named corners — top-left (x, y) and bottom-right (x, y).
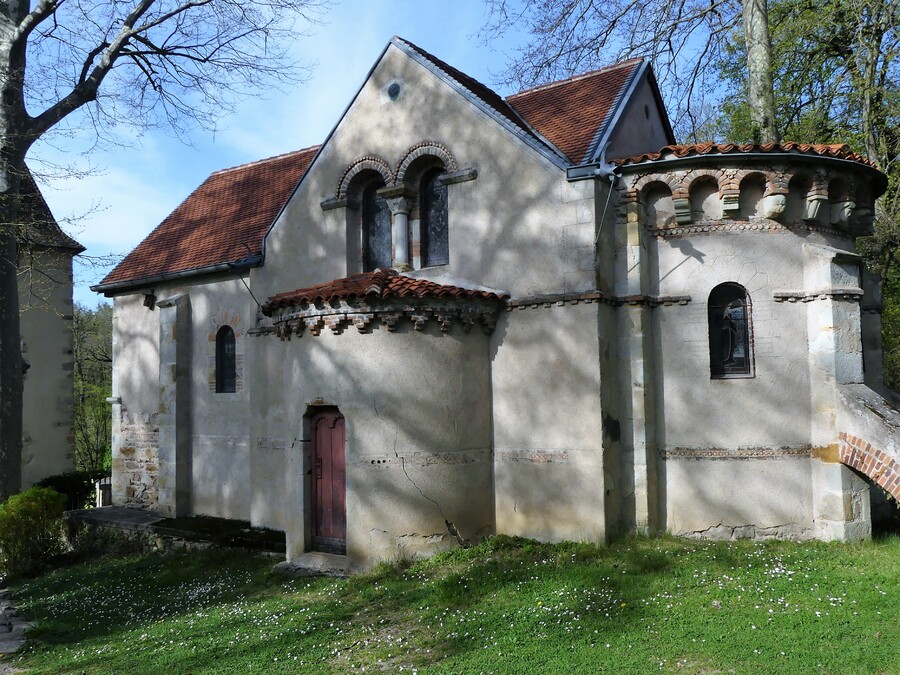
top-left (216, 326), bottom-right (236, 393)
top-left (708, 283), bottom-right (753, 379)
top-left (357, 164), bottom-right (450, 272)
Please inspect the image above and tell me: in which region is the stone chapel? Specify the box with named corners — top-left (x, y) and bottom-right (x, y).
top-left (95, 37), bottom-right (898, 571)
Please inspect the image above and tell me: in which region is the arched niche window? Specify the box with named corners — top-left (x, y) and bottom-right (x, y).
top-left (738, 173), bottom-right (766, 219)
top-left (708, 283), bottom-right (753, 379)
top-left (420, 167), bottom-right (449, 266)
top-left (784, 174), bottom-right (812, 222)
top-left (690, 177), bottom-right (721, 222)
top-left (362, 180), bottom-right (391, 271)
top-left (216, 325), bottom-right (237, 393)
top-left (642, 182), bottom-right (675, 228)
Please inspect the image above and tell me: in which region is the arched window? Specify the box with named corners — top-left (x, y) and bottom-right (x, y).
top-left (420, 168), bottom-right (449, 266)
top-left (362, 180), bottom-right (391, 271)
top-left (708, 283), bottom-right (753, 378)
top-left (216, 326), bottom-right (236, 393)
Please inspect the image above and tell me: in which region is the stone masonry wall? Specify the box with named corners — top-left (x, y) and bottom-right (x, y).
top-left (113, 411), bottom-right (160, 508)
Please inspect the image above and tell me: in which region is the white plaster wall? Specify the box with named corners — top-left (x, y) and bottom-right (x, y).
top-left (111, 273), bottom-right (256, 517)
top-left (20, 248), bottom-right (76, 486)
top-left (491, 303), bottom-right (606, 542)
top-left (666, 458), bottom-right (813, 538)
top-left (651, 231), bottom-right (813, 449)
top-left (251, 319), bottom-right (494, 570)
top-left (185, 276), bottom-right (255, 519)
top-left (605, 78), bottom-right (672, 162)
top-left (256, 43), bottom-right (592, 302)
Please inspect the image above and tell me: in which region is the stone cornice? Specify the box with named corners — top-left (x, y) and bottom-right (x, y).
top-left (268, 296), bottom-right (502, 339)
top-left (773, 288), bottom-right (864, 303)
top-left (505, 290), bottom-right (691, 310)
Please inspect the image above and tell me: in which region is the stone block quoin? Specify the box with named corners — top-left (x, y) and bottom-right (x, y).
top-left (838, 432), bottom-right (900, 501)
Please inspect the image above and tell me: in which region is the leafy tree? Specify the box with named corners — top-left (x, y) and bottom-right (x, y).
top-left (481, 0), bottom-right (780, 141)
top-left (72, 302), bottom-right (112, 473)
top-left (0, 0), bottom-right (326, 500)
top-left (716, 0), bottom-right (899, 383)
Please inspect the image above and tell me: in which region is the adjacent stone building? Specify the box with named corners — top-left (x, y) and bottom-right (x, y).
top-left (95, 37), bottom-right (898, 571)
top-left (19, 171), bottom-right (84, 487)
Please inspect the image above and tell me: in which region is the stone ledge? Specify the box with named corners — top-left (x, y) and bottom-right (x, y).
top-left (271, 297), bottom-right (501, 338)
top-left (505, 291), bottom-right (691, 310)
top-left (773, 288), bottom-right (863, 303)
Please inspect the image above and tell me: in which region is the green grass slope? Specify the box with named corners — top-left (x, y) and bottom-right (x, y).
top-left (6, 535), bottom-right (899, 673)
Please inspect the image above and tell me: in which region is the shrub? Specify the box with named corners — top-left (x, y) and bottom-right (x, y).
top-left (0, 487), bottom-right (67, 580)
top-left (35, 470), bottom-right (109, 510)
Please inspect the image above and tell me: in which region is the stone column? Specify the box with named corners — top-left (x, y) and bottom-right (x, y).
top-left (385, 195), bottom-right (413, 271)
top-left (156, 294), bottom-right (192, 518)
top-left (615, 185), bottom-right (659, 535)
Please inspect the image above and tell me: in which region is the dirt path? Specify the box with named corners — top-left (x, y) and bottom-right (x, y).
top-left (0, 589), bottom-right (31, 671)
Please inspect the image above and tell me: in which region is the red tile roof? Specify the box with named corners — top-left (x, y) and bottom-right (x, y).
top-left (397, 37), bottom-right (642, 165)
top-left (99, 41), bottom-right (652, 290)
top-left (507, 60), bottom-right (642, 164)
top-left (98, 146), bottom-right (319, 287)
top-left (616, 142), bottom-right (879, 168)
top-left (262, 268), bottom-right (508, 315)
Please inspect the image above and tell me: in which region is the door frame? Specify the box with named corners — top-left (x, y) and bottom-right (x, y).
top-left (307, 406), bottom-right (346, 555)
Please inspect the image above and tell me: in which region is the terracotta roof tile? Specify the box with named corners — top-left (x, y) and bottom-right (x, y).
top-left (262, 268), bottom-right (508, 315)
top-left (616, 142), bottom-right (878, 168)
top-left (507, 60), bottom-right (642, 164)
top-left (99, 146), bottom-right (319, 287)
top-left (397, 37), bottom-right (642, 166)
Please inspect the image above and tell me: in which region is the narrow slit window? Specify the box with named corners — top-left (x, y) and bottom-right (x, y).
top-left (362, 181), bottom-right (391, 271)
top-left (708, 283), bottom-right (753, 378)
top-left (421, 168), bottom-right (449, 267)
top-left (216, 325), bottom-right (236, 393)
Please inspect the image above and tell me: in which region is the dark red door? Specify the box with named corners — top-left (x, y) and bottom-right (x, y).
top-left (311, 408), bottom-right (346, 554)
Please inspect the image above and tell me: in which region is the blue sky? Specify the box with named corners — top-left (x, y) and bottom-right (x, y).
top-left (29, 1), bottom-right (531, 307)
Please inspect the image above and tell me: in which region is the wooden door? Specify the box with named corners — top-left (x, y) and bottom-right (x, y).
top-left (311, 408), bottom-right (346, 554)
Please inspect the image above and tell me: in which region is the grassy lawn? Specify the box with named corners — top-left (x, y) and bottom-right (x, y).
top-left (4, 535), bottom-right (898, 673)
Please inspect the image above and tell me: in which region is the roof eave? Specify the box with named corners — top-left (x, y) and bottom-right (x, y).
top-left (259, 42), bottom-right (400, 262)
top-left (393, 38), bottom-right (571, 170)
top-left (91, 255), bottom-right (263, 296)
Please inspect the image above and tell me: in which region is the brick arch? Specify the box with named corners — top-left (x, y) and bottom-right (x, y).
top-left (639, 180), bottom-right (676, 229)
top-left (839, 432), bottom-right (900, 500)
top-left (683, 170), bottom-right (721, 194)
top-left (337, 156), bottom-right (394, 198)
top-left (631, 172), bottom-right (680, 195)
top-left (395, 141), bottom-right (458, 183)
top-left (737, 169), bottom-right (768, 187)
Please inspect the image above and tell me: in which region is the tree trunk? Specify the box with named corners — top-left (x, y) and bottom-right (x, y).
top-left (743, 0), bottom-right (780, 143)
top-left (0, 220), bottom-right (21, 501)
top-left (0, 1), bottom-right (33, 501)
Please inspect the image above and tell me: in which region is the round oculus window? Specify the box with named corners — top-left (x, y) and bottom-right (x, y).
top-left (388, 83), bottom-right (401, 100)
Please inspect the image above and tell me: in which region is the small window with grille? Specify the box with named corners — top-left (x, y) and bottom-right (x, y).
top-left (216, 325), bottom-right (237, 393)
top-left (708, 283), bottom-right (754, 379)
